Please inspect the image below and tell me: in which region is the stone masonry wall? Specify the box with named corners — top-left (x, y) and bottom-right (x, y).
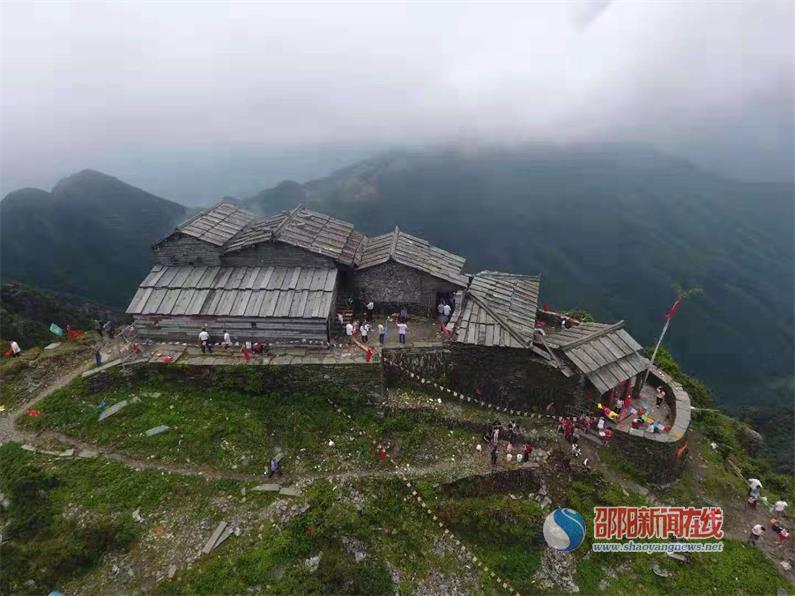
top-left (85, 361), bottom-right (384, 404)
top-left (221, 243), bottom-right (336, 269)
top-left (345, 261), bottom-right (462, 315)
top-left (153, 235), bottom-right (223, 266)
top-left (605, 366), bottom-right (691, 484)
top-left (383, 345), bottom-right (582, 414)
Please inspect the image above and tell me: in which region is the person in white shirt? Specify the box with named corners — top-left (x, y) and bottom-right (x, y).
top-left (748, 523), bottom-right (766, 545)
top-left (442, 303), bottom-right (452, 320)
top-left (361, 323), bottom-right (370, 343)
top-left (597, 417), bottom-right (606, 432)
top-left (748, 478), bottom-right (762, 498)
top-left (773, 500), bottom-right (788, 514)
top-left (10, 340), bottom-right (21, 357)
top-left (397, 322), bottom-right (408, 344)
top-left (345, 322), bottom-right (354, 343)
top-left (378, 323), bottom-right (385, 344)
top-left (198, 328), bottom-right (212, 353)
top-left (437, 302), bottom-right (445, 315)
top-left (366, 301), bottom-right (375, 321)
top-left (222, 330), bottom-right (232, 351)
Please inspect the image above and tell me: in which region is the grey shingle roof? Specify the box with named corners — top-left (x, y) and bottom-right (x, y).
top-left (448, 272), bottom-right (540, 348)
top-left (127, 264), bottom-right (337, 319)
top-left (359, 227), bottom-right (469, 287)
top-left (224, 206), bottom-right (366, 267)
top-left (174, 201), bottom-right (257, 246)
top-left (546, 321), bottom-right (650, 394)
top-left (223, 212), bottom-right (288, 253)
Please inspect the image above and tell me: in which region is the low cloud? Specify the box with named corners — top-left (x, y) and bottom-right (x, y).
top-left (2, 0), bottom-right (792, 194)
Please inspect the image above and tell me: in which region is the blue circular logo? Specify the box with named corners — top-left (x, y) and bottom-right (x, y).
top-left (543, 508), bottom-right (586, 551)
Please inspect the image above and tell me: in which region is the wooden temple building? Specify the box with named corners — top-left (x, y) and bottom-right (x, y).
top-left (127, 201), bottom-right (650, 404)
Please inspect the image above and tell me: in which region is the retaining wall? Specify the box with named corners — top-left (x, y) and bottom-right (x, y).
top-left (383, 345), bottom-right (581, 414)
top-left (84, 360), bottom-right (385, 404)
top-left (606, 366), bottom-right (691, 483)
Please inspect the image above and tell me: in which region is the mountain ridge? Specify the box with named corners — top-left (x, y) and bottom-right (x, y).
top-left (1, 144), bottom-right (792, 410)
top-left (244, 145), bottom-right (794, 410)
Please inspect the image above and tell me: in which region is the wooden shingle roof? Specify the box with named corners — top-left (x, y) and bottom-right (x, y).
top-left (126, 264), bottom-right (337, 319)
top-left (448, 272), bottom-right (540, 348)
top-left (223, 212), bottom-right (288, 253)
top-left (359, 227), bottom-right (469, 287)
top-left (224, 206), bottom-right (366, 267)
top-left (546, 321), bottom-right (650, 394)
top-left (174, 201), bottom-right (257, 246)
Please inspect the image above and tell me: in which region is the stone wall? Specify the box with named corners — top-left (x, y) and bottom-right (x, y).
top-left (222, 243), bottom-right (336, 269)
top-left (153, 235), bottom-right (223, 266)
top-left (606, 365), bottom-right (691, 484)
top-left (84, 360), bottom-right (384, 404)
top-left (344, 261), bottom-right (463, 315)
top-left (383, 345), bottom-right (582, 414)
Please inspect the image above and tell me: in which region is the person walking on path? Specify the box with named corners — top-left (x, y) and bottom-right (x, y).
top-left (366, 301), bottom-right (375, 322)
top-left (9, 340), bottom-right (21, 357)
top-left (94, 350), bottom-right (102, 367)
top-left (378, 322), bottom-right (385, 345)
top-left (397, 321), bottom-right (407, 345)
top-left (345, 322), bottom-right (354, 344)
top-left (772, 500), bottom-right (788, 515)
top-left (223, 330), bottom-right (232, 351)
top-left (199, 328), bottom-right (212, 353)
top-left (747, 523), bottom-right (766, 545)
top-left (442, 302), bottom-right (452, 322)
top-left (490, 446), bottom-right (498, 466)
top-left (361, 323), bottom-right (370, 344)
top-left (268, 458), bottom-right (280, 478)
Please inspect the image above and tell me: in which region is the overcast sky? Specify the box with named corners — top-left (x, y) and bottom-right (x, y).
top-left (1, 1), bottom-right (792, 203)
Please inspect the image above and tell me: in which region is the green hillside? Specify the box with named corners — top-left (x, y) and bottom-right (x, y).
top-left (246, 145), bottom-right (794, 409)
top-left (0, 170), bottom-right (187, 306)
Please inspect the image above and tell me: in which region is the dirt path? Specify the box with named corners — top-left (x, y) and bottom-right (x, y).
top-left (0, 357), bottom-right (499, 486)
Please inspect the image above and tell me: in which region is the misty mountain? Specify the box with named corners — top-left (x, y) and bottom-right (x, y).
top-left (0, 170), bottom-right (187, 306)
top-left (247, 145), bottom-right (794, 409)
top-left (0, 282), bottom-right (126, 347)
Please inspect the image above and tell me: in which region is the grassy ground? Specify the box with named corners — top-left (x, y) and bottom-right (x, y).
top-left (0, 335), bottom-right (96, 410)
top-left (5, 363), bottom-right (793, 594)
top-left (0, 442), bottom-right (237, 595)
top-left (19, 375), bottom-right (484, 478)
top-left (159, 478), bottom-right (474, 595)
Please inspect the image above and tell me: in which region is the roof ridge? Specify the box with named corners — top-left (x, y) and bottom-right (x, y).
top-left (560, 320), bottom-right (625, 350)
top-left (467, 292), bottom-right (531, 347)
top-left (476, 270), bottom-right (541, 281)
top-left (389, 226), bottom-right (400, 260)
top-left (274, 205), bottom-right (303, 241)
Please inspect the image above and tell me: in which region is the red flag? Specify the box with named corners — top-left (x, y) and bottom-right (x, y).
top-left (665, 296), bottom-right (682, 319)
top-left (543, 303), bottom-right (550, 312)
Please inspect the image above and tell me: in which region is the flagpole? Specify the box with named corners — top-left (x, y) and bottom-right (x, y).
top-left (640, 316), bottom-right (671, 389)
